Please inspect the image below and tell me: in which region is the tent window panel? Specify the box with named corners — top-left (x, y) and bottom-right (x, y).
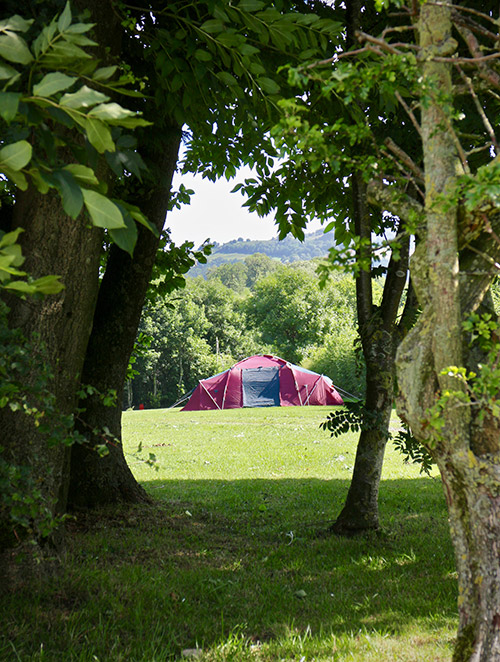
top-left (242, 367), bottom-right (280, 407)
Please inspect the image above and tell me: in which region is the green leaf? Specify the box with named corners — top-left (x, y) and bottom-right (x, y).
top-left (60, 85), bottom-right (109, 109)
top-left (51, 170), bottom-right (84, 218)
top-left (0, 141), bottom-right (32, 171)
top-left (108, 207), bottom-right (138, 255)
top-left (1, 165), bottom-right (28, 190)
top-left (105, 86), bottom-right (145, 98)
top-left (92, 65), bottom-right (117, 81)
top-left (63, 33), bottom-right (97, 47)
top-left (0, 227), bottom-right (23, 249)
top-left (85, 117), bottom-right (115, 153)
top-left (40, 41), bottom-right (92, 64)
top-left (217, 71), bottom-right (238, 87)
top-left (88, 102), bottom-right (136, 121)
top-left (122, 202), bottom-right (159, 237)
top-left (27, 168), bottom-right (50, 194)
top-left (0, 15), bottom-right (34, 33)
top-left (65, 22), bottom-right (94, 35)
top-left (63, 164), bottom-right (99, 187)
top-left (105, 116), bottom-right (151, 128)
top-left (0, 263), bottom-right (26, 282)
top-left (217, 32), bottom-right (243, 48)
top-left (30, 275), bottom-right (64, 294)
top-left (120, 150), bottom-right (147, 179)
top-left (0, 32), bottom-right (33, 64)
top-left (0, 61), bottom-right (18, 80)
top-left (238, 0), bottom-right (265, 9)
top-left (0, 254), bottom-right (25, 274)
top-left (1, 243), bottom-right (23, 266)
top-left (82, 189), bottom-right (125, 229)
top-left (200, 19), bottom-right (225, 33)
top-left (106, 149), bottom-right (146, 180)
top-left (0, 91), bottom-right (20, 122)
top-left (3, 280), bottom-right (37, 293)
top-left (194, 49), bottom-right (212, 62)
top-left (238, 43), bottom-right (260, 56)
top-left (57, 1), bottom-right (72, 32)
top-left (33, 72), bottom-right (77, 97)
top-left (257, 77), bottom-right (280, 95)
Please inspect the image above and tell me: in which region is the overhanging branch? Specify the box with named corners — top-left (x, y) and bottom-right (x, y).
top-left (366, 179), bottom-right (424, 225)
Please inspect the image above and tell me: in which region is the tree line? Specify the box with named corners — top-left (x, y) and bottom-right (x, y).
top-left (128, 255), bottom-right (367, 409)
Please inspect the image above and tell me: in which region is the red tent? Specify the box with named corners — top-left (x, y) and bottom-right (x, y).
top-left (182, 354), bottom-right (343, 411)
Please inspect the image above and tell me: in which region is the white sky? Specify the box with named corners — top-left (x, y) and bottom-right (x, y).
top-left (167, 168), bottom-right (322, 248)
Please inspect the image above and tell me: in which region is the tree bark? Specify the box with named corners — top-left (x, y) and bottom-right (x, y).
top-left (395, 3), bottom-right (500, 660)
top-left (331, 381), bottom-right (393, 532)
top-left (331, 177), bottom-right (410, 532)
top-left (0, 187), bottom-right (102, 576)
top-left (67, 126), bottom-right (182, 509)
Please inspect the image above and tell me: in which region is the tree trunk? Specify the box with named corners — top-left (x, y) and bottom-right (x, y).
top-left (331, 338), bottom-right (395, 532)
top-left (331, 171), bottom-right (410, 533)
top-left (395, 3), bottom-right (500, 660)
top-left (0, 187), bottom-right (102, 577)
top-left (328, 0), bottom-right (413, 534)
top-left (67, 127), bottom-right (182, 509)
top-left (440, 459), bottom-right (500, 661)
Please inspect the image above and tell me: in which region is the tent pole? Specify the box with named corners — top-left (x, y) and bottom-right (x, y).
top-left (288, 365), bottom-right (304, 406)
top-left (221, 376), bottom-right (230, 410)
top-left (201, 381), bottom-right (221, 410)
top-left (304, 376), bottom-right (321, 406)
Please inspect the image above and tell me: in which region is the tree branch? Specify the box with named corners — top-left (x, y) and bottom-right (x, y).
top-left (456, 66), bottom-right (498, 152)
top-left (397, 277), bottom-right (419, 335)
top-left (453, 22), bottom-right (500, 90)
top-left (394, 91), bottom-right (422, 138)
top-left (383, 137), bottom-right (425, 182)
top-left (451, 10), bottom-right (499, 44)
top-left (380, 218), bottom-right (411, 331)
top-left (367, 179), bottom-right (424, 225)
top-left (459, 213), bottom-right (500, 315)
top-left (356, 30), bottom-right (403, 55)
top-left (352, 174), bottom-right (373, 329)
top-left (426, 2), bottom-right (500, 26)
top-left (379, 149), bottom-right (425, 201)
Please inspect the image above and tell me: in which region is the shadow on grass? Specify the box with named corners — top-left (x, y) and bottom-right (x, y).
top-left (1, 477), bottom-right (457, 660)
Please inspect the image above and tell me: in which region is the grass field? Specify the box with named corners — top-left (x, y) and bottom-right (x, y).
top-left (1, 407), bottom-right (457, 661)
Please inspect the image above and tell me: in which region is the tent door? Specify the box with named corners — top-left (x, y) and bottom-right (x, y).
top-left (242, 367), bottom-right (280, 407)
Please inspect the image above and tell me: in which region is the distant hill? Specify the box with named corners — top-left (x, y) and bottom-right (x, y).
top-left (189, 229), bottom-right (335, 277)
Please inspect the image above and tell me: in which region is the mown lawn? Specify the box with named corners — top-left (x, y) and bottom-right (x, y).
top-left (1, 407), bottom-right (457, 661)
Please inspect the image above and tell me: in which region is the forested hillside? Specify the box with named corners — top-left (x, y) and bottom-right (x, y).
top-left (188, 229), bottom-right (335, 277)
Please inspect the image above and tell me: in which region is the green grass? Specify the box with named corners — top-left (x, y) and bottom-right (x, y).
top-left (1, 407), bottom-right (457, 661)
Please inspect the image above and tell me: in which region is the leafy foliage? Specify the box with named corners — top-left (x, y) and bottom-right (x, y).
top-left (322, 399), bottom-right (433, 474)
top-left (0, 228), bottom-right (64, 295)
top-left (0, 1), bottom-right (157, 552)
top-left (244, 263), bottom-right (357, 364)
top-left (165, 1), bottom-right (341, 182)
top-left (321, 401), bottom-right (385, 437)
top-left (130, 275), bottom-right (267, 408)
top-left (425, 313), bottom-right (500, 445)
top-left (0, 2), bottom-right (154, 256)
top-left (392, 424), bottom-right (434, 476)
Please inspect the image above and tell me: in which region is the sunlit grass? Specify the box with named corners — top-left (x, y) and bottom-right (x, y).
top-left (1, 407), bottom-right (456, 661)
